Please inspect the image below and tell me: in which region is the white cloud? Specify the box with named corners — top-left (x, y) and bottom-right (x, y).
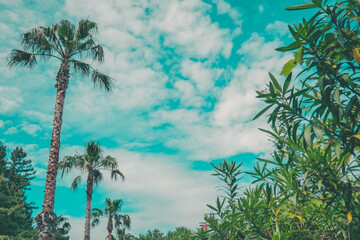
top-left (145, 33), bottom-right (292, 160)
top-left (0, 86), bottom-right (23, 114)
top-left (266, 20), bottom-right (289, 37)
top-left (150, 0), bottom-right (233, 58)
top-left (213, 0), bottom-right (231, 14)
top-left (237, 33), bottom-right (282, 61)
top-left (174, 80), bottom-right (202, 107)
top-left (181, 60), bottom-right (214, 94)
top-left (0, 0), bottom-right (23, 7)
top-left (67, 216), bottom-right (105, 239)
top-left (21, 122), bottom-right (42, 136)
top-left (4, 126), bottom-right (18, 135)
top-left (213, 0), bottom-right (242, 27)
top-left (24, 110), bottom-right (53, 124)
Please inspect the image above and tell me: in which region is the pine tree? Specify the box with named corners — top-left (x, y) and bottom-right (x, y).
top-left (0, 141), bottom-right (37, 239)
top-left (8, 147), bottom-right (36, 191)
top-left (0, 175), bottom-right (35, 238)
top-left (0, 141), bottom-right (7, 175)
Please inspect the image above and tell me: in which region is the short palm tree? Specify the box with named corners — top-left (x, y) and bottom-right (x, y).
top-left (91, 198), bottom-right (131, 240)
top-left (54, 214), bottom-right (71, 240)
top-left (116, 228), bottom-right (136, 240)
top-left (7, 19), bottom-right (112, 240)
top-left (59, 141), bottom-right (124, 240)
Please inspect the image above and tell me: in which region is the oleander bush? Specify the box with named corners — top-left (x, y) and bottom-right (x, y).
top-left (196, 1), bottom-right (360, 239)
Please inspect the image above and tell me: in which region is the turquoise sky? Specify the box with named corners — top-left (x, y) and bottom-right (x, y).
top-left (0, 0), bottom-right (314, 238)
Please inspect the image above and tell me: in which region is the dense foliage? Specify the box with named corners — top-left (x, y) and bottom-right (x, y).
top-left (0, 141), bottom-right (36, 239)
top-left (196, 0), bottom-right (360, 239)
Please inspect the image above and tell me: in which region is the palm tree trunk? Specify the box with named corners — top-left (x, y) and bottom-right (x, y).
top-left (84, 170), bottom-right (94, 240)
top-left (35, 59), bottom-right (70, 240)
top-left (107, 216), bottom-right (113, 240)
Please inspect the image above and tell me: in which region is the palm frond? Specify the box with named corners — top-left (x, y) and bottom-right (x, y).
top-left (70, 59), bottom-right (91, 76)
top-left (91, 217), bottom-right (100, 228)
top-left (71, 38), bottom-right (96, 58)
top-left (40, 24), bottom-right (65, 56)
top-left (105, 198), bottom-right (112, 208)
top-left (93, 169), bottom-right (103, 185)
top-left (101, 155), bottom-right (118, 168)
top-left (87, 141), bottom-right (102, 158)
top-left (7, 49), bottom-right (37, 68)
top-left (71, 175), bottom-right (82, 190)
top-left (21, 28), bottom-right (52, 54)
top-left (59, 156), bottom-right (78, 177)
top-left (82, 156), bottom-right (92, 170)
top-left (92, 70), bottom-right (113, 92)
top-left (91, 207), bottom-right (103, 227)
top-left (76, 19), bottom-right (98, 40)
top-left (91, 44), bottom-right (104, 62)
top-left (112, 199), bottom-right (123, 210)
top-left (114, 213), bottom-right (131, 229)
top-left (111, 168), bottom-right (125, 181)
top-left (122, 214), bottom-right (131, 229)
top-left (57, 20), bottom-right (76, 55)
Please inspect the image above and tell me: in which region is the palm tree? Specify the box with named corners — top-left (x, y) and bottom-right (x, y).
top-left (59, 141), bottom-right (124, 240)
top-left (91, 198), bottom-right (131, 240)
top-left (7, 19), bottom-right (112, 240)
top-left (116, 228), bottom-right (136, 240)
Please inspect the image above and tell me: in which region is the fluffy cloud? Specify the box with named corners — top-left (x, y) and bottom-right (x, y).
top-left (21, 122), bottom-right (42, 136)
top-left (4, 126), bottom-right (18, 135)
top-left (0, 86), bottom-right (23, 114)
top-left (213, 0), bottom-right (242, 27)
top-left (266, 20), bottom-right (290, 37)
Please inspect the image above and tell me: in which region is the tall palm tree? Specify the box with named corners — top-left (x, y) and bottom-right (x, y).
top-left (7, 19), bottom-right (113, 240)
top-left (91, 198), bottom-right (131, 240)
top-left (59, 141), bottom-right (124, 240)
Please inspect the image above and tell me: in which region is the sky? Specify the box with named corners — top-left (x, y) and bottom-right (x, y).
top-left (0, 0), bottom-right (313, 238)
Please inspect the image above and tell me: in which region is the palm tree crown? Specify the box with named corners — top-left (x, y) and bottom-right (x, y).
top-left (60, 141), bottom-right (124, 189)
top-left (92, 198), bottom-right (131, 240)
top-left (7, 19), bottom-right (112, 90)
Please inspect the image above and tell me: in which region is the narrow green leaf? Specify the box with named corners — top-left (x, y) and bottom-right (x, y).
top-left (269, 73), bottom-right (282, 92)
top-left (283, 72), bottom-right (292, 94)
top-left (334, 138), bottom-right (341, 160)
top-left (276, 41), bottom-right (303, 52)
top-left (304, 125), bottom-right (312, 146)
top-left (312, 124), bottom-right (324, 141)
top-left (253, 104), bottom-right (274, 120)
top-left (285, 4), bottom-right (317, 10)
top-left (335, 27), bottom-right (344, 47)
top-left (312, 0), bottom-right (322, 7)
top-left (334, 88), bottom-right (341, 105)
